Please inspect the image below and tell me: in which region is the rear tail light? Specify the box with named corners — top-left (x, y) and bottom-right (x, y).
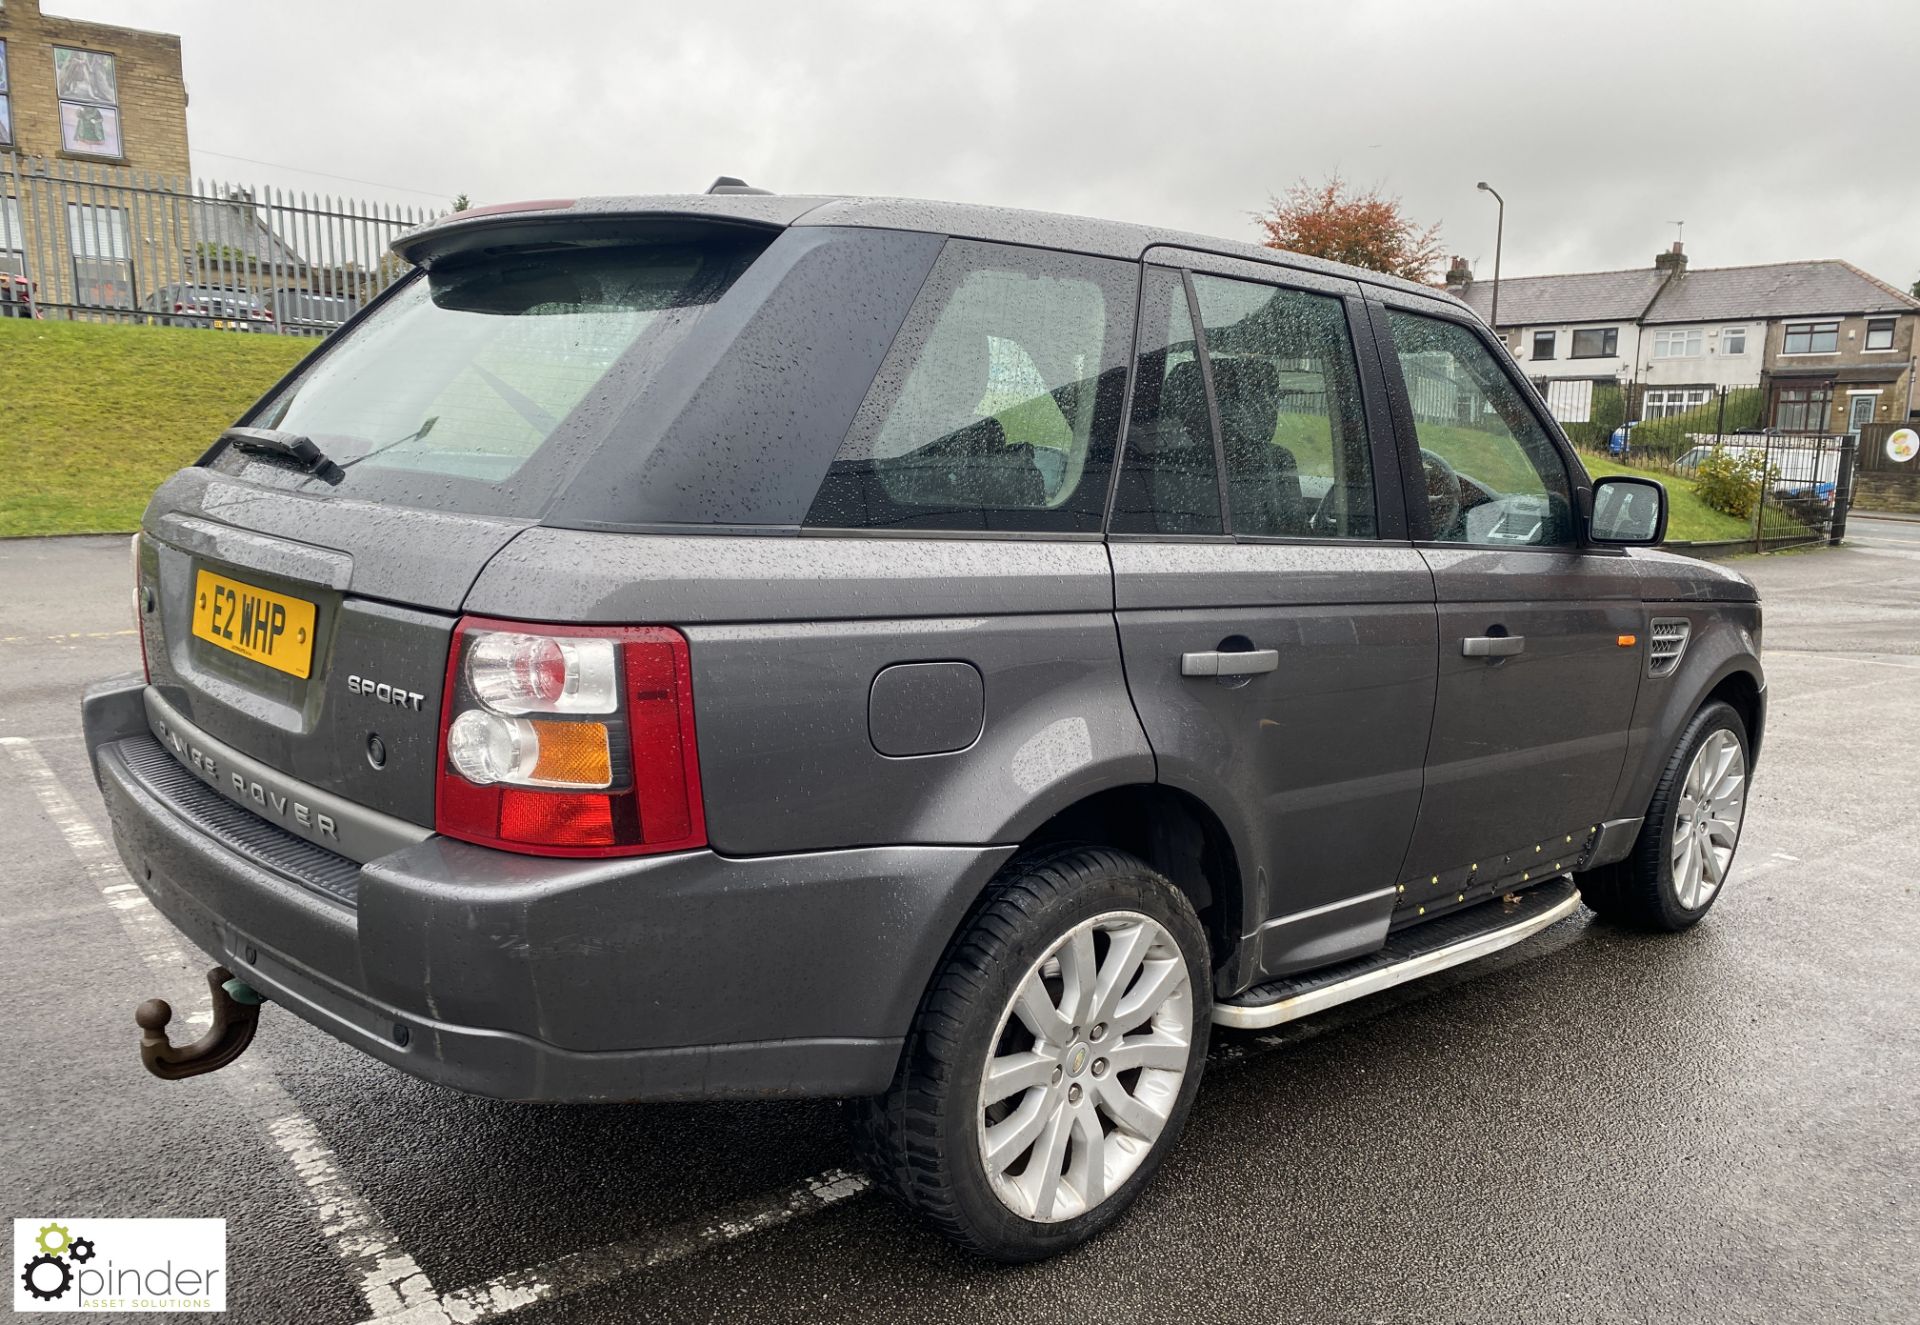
top-left (436, 618), bottom-right (706, 857)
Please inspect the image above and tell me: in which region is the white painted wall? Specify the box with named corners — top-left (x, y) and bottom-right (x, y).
top-left (1633, 322), bottom-right (1763, 388)
top-left (1504, 320), bottom-right (1642, 385)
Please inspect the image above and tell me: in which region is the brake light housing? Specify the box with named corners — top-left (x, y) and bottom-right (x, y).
top-left (436, 617), bottom-right (706, 857)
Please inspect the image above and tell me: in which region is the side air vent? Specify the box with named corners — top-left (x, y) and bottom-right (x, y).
top-left (1649, 617), bottom-right (1691, 677)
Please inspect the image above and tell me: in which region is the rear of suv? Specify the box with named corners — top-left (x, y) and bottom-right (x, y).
top-left (84, 189), bottom-right (1764, 1261)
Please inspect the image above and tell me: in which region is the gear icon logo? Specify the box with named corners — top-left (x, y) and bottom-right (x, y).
top-left (68, 1236), bottom-right (97, 1264)
top-left (20, 1251), bottom-right (72, 1302)
top-left (34, 1222), bottom-right (73, 1257)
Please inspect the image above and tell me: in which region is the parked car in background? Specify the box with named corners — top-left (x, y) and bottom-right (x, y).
top-left (141, 283), bottom-right (275, 331)
top-left (270, 289), bottom-right (358, 336)
top-left (0, 272), bottom-right (39, 318)
top-left (85, 188), bottom-right (1765, 1263)
top-left (1675, 440), bottom-right (1839, 503)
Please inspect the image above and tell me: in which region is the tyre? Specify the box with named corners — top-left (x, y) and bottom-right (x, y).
top-left (1577, 700), bottom-right (1750, 932)
top-left (851, 846), bottom-right (1212, 1261)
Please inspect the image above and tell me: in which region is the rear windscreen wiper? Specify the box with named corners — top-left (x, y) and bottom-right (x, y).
top-left (220, 427), bottom-right (343, 483)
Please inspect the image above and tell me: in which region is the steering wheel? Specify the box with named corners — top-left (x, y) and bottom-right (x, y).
top-left (1420, 448), bottom-right (1463, 538)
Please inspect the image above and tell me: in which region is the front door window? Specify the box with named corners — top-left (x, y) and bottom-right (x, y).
top-left (1385, 311), bottom-right (1574, 546)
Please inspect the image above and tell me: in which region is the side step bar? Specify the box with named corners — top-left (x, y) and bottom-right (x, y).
top-left (1212, 878), bottom-right (1583, 1030)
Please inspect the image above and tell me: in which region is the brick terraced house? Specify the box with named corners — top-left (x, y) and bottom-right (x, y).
top-left (1448, 245), bottom-right (1920, 434)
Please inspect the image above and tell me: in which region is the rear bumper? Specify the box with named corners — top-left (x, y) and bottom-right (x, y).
top-left (84, 678), bottom-right (1011, 1101)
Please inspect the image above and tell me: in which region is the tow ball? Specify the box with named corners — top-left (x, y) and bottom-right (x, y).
top-left (134, 966), bottom-right (267, 1080)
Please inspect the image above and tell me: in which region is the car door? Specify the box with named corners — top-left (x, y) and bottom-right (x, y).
top-left (1109, 253), bottom-right (1437, 984)
top-left (1369, 294), bottom-right (1644, 915)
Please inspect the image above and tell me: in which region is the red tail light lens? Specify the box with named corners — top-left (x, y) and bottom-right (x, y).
top-left (436, 617), bottom-right (706, 857)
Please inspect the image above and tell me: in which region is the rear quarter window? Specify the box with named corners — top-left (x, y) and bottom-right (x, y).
top-left (803, 240), bottom-right (1136, 533)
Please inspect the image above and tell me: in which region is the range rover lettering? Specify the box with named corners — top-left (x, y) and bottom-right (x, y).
top-left (83, 182), bottom-right (1763, 1261)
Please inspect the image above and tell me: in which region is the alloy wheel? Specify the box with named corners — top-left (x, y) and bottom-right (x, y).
top-left (1670, 728), bottom-right (1747, 910)
top-left (975, 910), bottom-right (1195, 1223)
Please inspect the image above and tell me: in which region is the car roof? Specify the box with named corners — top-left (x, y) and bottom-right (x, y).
top-left (393, 192), bottom-right (1462, 310)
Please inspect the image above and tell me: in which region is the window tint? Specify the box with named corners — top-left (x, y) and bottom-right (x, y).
top-left (804, 240), bottom-right (1132, 532)
top-left (1387, 311), bottom-right (1574, 546)
top-left (1531, 330), bottom-right (1555, 360)
top-left (1110, 268), bottom-right (1220, 535)
top-left (1191, 274), bottom-right (1375, 539)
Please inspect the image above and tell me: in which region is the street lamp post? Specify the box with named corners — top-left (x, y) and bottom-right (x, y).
top-left (1476, 181), bottom-right (1503, 330)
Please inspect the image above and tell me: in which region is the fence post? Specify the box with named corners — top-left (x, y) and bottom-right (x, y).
top-left (1714, 387), bottom-right (1728, 446)
top-left (1752, 434), bottom-right (1771, 553)
top-left (1831, 436), bottom-right (1857, 546)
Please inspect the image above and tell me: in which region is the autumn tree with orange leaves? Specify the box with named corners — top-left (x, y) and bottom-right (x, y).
top-left (1254, 175), bottom-right (1445, 284)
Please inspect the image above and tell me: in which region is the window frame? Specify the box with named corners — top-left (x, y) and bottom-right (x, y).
top-left (1109, 246), bottom-right (1408, 544)
top-left (0, 38), bottom-right (13, 149)
top-left (1864, 317), bottom-right (1897, 352)
top-left (52, 44), bottom-right (124, 162)
top-left (1720, 326), bottom-right (1747, 355)
top-left (1651, 327), bottom-right (1704, 359)
top-left (1363, 291), bottom-right (1591, 552)
top-left (1781, 321), bottom-right (1840, 355)
top-left (1770, 382), bottom-right (1834, 432)
top-left (1531, 330), bottom-right (1556, 361)
top-left (1568, 326), bottom-right (1618, 359)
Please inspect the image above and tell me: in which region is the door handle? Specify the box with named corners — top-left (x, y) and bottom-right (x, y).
top-left (1462, 635), bottom-right (1526, 658)
top-left (1182, 649), bottom-right (1280, 677)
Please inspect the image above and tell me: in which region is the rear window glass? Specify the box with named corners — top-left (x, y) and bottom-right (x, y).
top-left (803, 240), bottom-right (1135, 533)
top-left (214, 239), bottom-right (767, 517)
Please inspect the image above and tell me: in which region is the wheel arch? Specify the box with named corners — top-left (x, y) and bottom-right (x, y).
top-left (1014, 783), bottom-right (1246, 993)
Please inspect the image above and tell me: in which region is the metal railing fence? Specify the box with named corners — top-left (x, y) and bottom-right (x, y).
top-left (1, 152), bottom-right (428, 336)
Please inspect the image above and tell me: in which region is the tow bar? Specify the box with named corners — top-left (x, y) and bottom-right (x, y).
top-left (135, 966), bottom-right (266, 1080)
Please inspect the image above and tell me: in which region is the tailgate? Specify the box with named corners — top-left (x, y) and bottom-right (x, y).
top-left (136, 471), bottom-right (531, 829)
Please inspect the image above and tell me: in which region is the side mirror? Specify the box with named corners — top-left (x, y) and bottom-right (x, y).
top-left (1589, 475), bottom-right (1667, 546)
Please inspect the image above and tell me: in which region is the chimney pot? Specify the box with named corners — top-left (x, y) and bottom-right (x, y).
top-left (1444, 256), bottom-right (1473, 289)
top-left (1655, 242), bottom-right (1689, 275)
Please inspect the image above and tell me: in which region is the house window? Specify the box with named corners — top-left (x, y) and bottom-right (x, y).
top-left (1569, 327), bottom-right (1617, 358)
top-left (0, 196), bottom-right (23, 277)
top-left (67, 203), bottom-right (134, 308)
top-left (1771, 384), bottom-right (1833, 431)
top-left (1720, 327), bottom-right (1746, 355)
top-left (1652, 328), bottom-right (1704, 358)
top-left (1865, 318), bottom-right (1896, 351)
top-left (53, 47), bottom-right (123, 159)
top-left (1782, 321), bottom-right (1839, 355)
top-left (1531, 330), bottom-right (1555, 360)
top-left (0, 39), bottom-right (13, 148)
top-left (1642, 388), bottom-right (1712, 419)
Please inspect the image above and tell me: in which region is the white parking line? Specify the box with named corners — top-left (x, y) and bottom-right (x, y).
top-left (362, 1169), bottom-right (872, 1325)
top-left (0, 737), bottom-right (441, 1320)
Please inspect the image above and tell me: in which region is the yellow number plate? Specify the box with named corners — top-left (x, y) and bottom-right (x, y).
top-left (191, 570), bottom-right (317, 678)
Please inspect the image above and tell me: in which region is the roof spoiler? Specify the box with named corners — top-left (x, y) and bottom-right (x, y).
top-left (707, 175), bottom-right (773, 196)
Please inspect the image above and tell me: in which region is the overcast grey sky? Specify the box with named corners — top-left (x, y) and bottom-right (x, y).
top-left (78, 0), bottom-right (1920, 287)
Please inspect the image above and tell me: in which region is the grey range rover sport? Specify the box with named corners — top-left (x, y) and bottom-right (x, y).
top-left (82, 185), bottom-right (1764, 1261)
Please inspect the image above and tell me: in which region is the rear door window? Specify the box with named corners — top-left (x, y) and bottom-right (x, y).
top-left (217, 238), bottom-right (768, 518)
top-left (1190, 273), bottom-right (1377, 540)
top-left (1110, 267), bottom-right (1221, 535)
top-left (804, 240), bottom-right (1135, 533)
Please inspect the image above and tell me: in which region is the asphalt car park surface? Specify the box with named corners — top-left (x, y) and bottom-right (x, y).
top-left (4, 518), bottom-right (1917, 1324)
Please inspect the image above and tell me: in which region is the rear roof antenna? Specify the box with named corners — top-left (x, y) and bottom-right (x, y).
top-left (707, 176), bottom-right (772, 196)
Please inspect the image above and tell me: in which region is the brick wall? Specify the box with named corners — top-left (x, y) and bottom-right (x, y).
top-left (0, 0), bottom-right (190, 176)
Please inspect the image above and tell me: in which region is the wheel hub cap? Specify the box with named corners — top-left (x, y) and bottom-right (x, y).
top-left (975, 910), bottom-right (1194, 1224)
top-left (1671, 728), bottom-right (1747, 911)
